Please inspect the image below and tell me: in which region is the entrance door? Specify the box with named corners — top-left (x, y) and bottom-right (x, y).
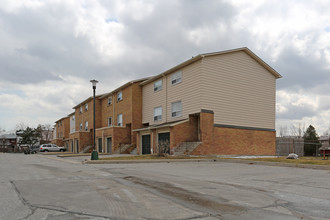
top-left (106, 137), bottom-right (112, 154)
top-left (142, 135), bottom-right (151, 154)
top-left (71, 140), bottom-right (74, 152)
top-left (158, 132), bottom-right (170, 154)
top-left (75, 139), bottom-right (79, 153)
top-left (98, 138), bottom-right (102, 152)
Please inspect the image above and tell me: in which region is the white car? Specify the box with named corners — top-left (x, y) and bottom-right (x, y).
top-left (39, 144), bottom-right (66, 152)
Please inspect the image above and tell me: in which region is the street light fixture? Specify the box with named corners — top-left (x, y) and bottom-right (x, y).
top-left (90, 79), bottom-right (99, 160)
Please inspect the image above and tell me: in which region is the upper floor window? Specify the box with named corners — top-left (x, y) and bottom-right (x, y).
top-left (117, 114), bottom-right (123, 126)
top-left (108, 117), bottom-right (112, 127)
top-left (171, 70), bottom-right (182, 85)
top-left (85, 121), bottom-right (88, 131)
top-left (72, 115), bottom-right (75, 121)
top-left (79, 123), bottom-right (83, 131)
top-left (154, 79), bottom-right (162, 92)
top-left (79, 106), bottom-right (82, 114)
top-left (171, 101), bottom-right (182, 117)
top-left (154, 106), bottom-right (162, 121)
top-left (117, 91), bottom-right (122, 101)
top-left (85, 103), bottom-right (88, 111)
top-left (108, 96), bottom-right (112, 105)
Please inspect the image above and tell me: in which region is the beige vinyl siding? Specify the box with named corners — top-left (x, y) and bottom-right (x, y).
top-left (201, 51), bottom-right (276, 129)
top-left (142, 60), bottom-right (202, 125)
top-left (142, 78), bottom-right (166, 124)
top-left (166, 60), bottom-right (202, 122)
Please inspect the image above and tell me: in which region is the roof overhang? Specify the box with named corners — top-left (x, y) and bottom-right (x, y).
top-left (133, 119), bottom-right (189, 132)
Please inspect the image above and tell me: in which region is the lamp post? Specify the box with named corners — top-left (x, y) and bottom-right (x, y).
top-left (90, 79), bottom-right (99, 160)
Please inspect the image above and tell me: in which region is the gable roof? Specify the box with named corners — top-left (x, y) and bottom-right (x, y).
top-left (72, 94), bottom-right (105, 109)
top-left (98, 77), bottom-right (151, 99)
top-left (140, 47), bottom-right (282, 86)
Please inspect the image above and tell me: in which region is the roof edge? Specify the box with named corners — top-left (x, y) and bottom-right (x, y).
top-left (140, 47), bottom-right (282, 86)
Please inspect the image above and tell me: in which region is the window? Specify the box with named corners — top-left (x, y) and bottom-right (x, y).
top-left (171, 101), bottom-right (182, 117)
top-left (108, 97), bottom-right (112, 105)
top-left (154, 79), bottom-right (162, 92)
top-left (85, 121), bottom-right (88, 131)
top-left (154, 106), bottom-right (162, 121)
top-left (117, 114), bottom-right (123, 126)
top-left (171, 70), bottom-right (182, 85)
top-left (117, 91), bottom-right (122, 101)
top-left (79, 106), bottom-right (82, 114)
top-left (108, 117), bottom-right (112, 127)
top-left (79, 123), bottom-right (83, 131)
top-left (85, 103), bottom-right (88, 111)
top-left (72, 115), bottom-right (75, 121)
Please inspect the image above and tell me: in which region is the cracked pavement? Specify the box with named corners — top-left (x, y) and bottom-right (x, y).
top-left (1, 153), bottom-right (330, 219)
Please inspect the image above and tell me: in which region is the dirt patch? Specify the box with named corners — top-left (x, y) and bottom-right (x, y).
top-left (123, 176), bottom-right (245, 217)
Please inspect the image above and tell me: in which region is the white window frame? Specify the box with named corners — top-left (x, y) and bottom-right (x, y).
top-left (171, 101), bottom-right (182, 118)
top-left (117, 114), bottom-right (123, 126)
top-left (79, 123), bottom-right (83, 131)
top-left (72, 115), bottom-right (75, 121)
top-left (154, 79), bottom-right (162, 92)
top-left (117, 91), bottom-right (122, 101)
top-left (85, 121), bottom-right (88, 131)
top-left (85, 103), bottom-right (88, 111)
top-left (108, 117), bottom-right (112, 127)
top-left (154, 106), bottom-right (162, 121)
top-left (108, 96), bottom-right (112, 105)
top-left (79, 106), bottom-right (82, 114)
top-left (171, 70), bottom-right (182, 85)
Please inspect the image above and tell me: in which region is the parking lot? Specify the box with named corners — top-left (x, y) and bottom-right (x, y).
top-left (1, 153), bottom-right (330, 219)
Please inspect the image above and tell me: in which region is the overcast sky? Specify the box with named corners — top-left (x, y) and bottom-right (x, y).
top-left (1, 0), bottom-right (330, 136)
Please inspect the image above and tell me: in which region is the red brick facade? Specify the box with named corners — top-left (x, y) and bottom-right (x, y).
top-left (135, 110), bottom-right (276, 156)
top-left (52, 116), bottom-right (70, 147)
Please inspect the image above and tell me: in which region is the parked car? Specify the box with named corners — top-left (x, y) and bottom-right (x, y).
top-left (39, 144), bottom-right (66, 152)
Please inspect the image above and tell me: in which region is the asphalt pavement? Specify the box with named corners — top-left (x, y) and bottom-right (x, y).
top-left (1, 153), bottom-right (330, 220)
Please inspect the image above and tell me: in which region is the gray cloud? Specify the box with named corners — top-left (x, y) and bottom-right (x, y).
top-left (1, 0), bottom-right (330, 134)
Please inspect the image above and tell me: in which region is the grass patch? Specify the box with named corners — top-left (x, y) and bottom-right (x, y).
top-left (99, 155), bottom-right (207, 161)
top-left (245, 156), bottom-right (330, 166)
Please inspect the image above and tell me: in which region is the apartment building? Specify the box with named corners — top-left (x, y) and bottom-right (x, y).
top-left (52, 116), bottom-right (70, 148)
top-left (52, 47), bottom-right (281, 155)
top-left (95, 78), bottom-right (148, 153)
top-left (135, 47), bottom-right (282, 155)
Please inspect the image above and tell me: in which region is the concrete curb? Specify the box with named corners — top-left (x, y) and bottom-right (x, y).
top-left (84, 158), bottom-right (330, 170)
top-left (84, 158), bottom-right (213, 164)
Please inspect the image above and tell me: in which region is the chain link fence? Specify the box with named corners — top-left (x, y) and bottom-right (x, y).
top-left (276, 137), bottom-right (323, 157)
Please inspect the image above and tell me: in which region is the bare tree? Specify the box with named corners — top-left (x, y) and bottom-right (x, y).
top-left (40, 124), bottom-right (53, 142)
top-left (290, 123), bottom-right (305, 138)
top-left (15, 122), bottom-right (27, 131)
top-left (278, 125), bottom-right (288, 137)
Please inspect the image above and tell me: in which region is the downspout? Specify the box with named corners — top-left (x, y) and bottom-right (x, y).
top-left (198, 55), bottom-right (205, 141)
top-left (163, 74), bottom-right (167, 123)
top-left (113, 94), bottom-right (115, 124)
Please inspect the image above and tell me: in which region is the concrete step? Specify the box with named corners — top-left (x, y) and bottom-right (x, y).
top-left (173, 142), bottom-right (202, 156)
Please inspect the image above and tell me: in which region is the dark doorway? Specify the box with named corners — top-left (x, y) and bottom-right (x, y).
top-left (158, 132), bottom-right (170, 154)
top-left (106, 137), bottom-right (112, 154)
top-left (98, 138), bottom-right (102, 152)
top-left (142, 135), bottom-right (151, 154)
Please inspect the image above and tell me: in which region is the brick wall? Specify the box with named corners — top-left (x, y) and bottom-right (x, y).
top-left (192, 111), bottom-right (276, 155)
top-left (68, 131), bottom-right (92, 152)
top-left (75, 98), bottom-right (101, 132)
top-left (170, 115), bottom-right (199, 152)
